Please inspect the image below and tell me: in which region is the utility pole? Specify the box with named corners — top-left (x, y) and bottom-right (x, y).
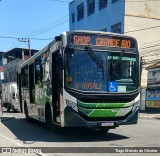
top-left (18, 38), bottom-right (31, 58)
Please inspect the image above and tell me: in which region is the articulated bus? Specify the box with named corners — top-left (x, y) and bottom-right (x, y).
top-left (17, 30), bottom-right (140, 132)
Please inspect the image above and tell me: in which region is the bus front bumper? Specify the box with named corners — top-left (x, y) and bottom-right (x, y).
top-left (64, 106), bottom-right (139, 129)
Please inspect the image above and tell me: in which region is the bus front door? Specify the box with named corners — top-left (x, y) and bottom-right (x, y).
top-left (18, 73), bottom-right (23, 113)
top-left (52, 51), bottom-right (62, 123)
top-left (29, 63), bottom-right (35, 104)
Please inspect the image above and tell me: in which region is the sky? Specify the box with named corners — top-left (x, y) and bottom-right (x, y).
top-left (0, 0), bottom-right (71, 52)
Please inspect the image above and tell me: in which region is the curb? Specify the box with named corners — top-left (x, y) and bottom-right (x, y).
top-left (0, 117), bottom-right (15, 122)
top-left (139, 114), bottom-right (160, 119)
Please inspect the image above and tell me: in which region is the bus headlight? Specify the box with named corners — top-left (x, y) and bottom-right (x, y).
top-left (132, 93), bottom-right (140, 111)
top-left (132, 100), bottom-right (140, 111)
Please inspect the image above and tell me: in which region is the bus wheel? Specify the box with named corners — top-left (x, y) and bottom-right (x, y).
top-left (45, 106), bottom-right (59, 133)
top-left (45, 107), bottom-right (53, 129)
top-left (24, 102), bottom-right (30, 122)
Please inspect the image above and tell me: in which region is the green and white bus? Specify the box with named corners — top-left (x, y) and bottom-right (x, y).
top-left (17, 30), bottom-right (140, 132)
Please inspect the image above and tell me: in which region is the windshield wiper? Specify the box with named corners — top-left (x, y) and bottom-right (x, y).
top-left (113, 50), bottom-right (126, 68)
top-left (85, 46), bottom-right (104, 78)
top-left (85, 46), bottom-right (103, 69)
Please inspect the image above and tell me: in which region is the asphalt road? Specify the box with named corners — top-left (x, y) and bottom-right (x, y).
top-left (0, 111), bottom-right (160, 156)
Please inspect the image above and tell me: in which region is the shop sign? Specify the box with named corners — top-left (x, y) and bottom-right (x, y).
top-left (147, 68), bottom-right (160, 88)
top-left (146, 101), bottom-right (160, 108)
top-left (146, 90), bottom-right (160, 100)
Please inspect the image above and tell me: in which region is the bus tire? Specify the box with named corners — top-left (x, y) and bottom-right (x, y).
top-left (45, 105), bottom-right (59, 133)
top-left (45, 106), bottom-right (53, 129)
top-left (24, 102), bottom-right (30, 122)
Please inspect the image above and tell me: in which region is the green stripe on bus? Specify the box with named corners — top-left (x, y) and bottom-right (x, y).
top-left (78, 106), bottom-right (119, 117)
top-left (77, 100), bottom-right (126, 108)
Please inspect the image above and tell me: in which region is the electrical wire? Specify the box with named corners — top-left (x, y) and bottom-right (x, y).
top-left (1, 0), bottom-right (160, 51)
top-left (25, 15), bottom-right (69, 38)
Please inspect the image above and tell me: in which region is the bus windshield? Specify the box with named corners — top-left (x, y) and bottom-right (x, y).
top-left (65, 49), bottom-right (139, 93)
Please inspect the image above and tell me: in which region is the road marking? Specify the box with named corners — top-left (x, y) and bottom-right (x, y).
top-left (0, 134), bottom-right (23, 146)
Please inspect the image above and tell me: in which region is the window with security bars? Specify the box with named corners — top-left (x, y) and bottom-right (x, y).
top-left (99, 0), bottom-right (108, 10)
top-left (111, 23), bottom-right (121, 34)
top-left (72, 12), bottom-right (75, 23)
top-left (87, 0), bottom-right (95, 16)
top-left (112, 0), bottom-right (119, 3)
top-left (77, 3), bottom-right (84, 21)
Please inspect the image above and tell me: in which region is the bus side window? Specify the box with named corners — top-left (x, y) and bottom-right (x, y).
top-left (42, 51), bottom-right (50, 82)
top-left (45, 62), bottom-right (50, 81)
top-left (21, 65), bottom-right (28, 87)
top-left (35, 57), bottom-right (43, 84)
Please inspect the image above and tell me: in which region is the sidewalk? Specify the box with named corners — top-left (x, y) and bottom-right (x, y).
top-left (0, 110), bottom-right (15, 122)
top-left (0, 108), bottom-right (16, 122)
top-left (139, 111), bottom-right (160, 119)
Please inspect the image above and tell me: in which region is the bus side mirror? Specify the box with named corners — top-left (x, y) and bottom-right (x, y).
top-left (55, 36), bottom-right (61, 41)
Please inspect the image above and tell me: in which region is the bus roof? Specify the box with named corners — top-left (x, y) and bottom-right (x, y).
top-left (64, 30), bottom-right (137, 41)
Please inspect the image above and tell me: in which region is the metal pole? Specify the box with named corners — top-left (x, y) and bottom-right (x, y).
top-left (18, 38), bottom-right (31, 58)
top-left (28, 39), bottom-right (31, 58)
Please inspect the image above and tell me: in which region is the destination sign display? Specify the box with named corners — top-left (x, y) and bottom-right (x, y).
top-left (70, 34), bottom-right (136, 49)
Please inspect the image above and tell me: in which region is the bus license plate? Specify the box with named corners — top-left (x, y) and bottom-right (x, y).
top-left (101, 122), bottom-right (114, 127)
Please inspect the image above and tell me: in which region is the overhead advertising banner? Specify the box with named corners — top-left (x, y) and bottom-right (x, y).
top-left (147, 68), bottom-right (160, 88)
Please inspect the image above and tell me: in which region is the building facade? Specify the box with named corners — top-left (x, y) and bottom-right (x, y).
top-left (69, 0), bottom-right (160, 111)
top-left (2, 48), bottom-right (38, 83)
top-left (69, 0), bottom-right (125, 33)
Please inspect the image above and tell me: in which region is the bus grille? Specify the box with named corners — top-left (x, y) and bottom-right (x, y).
top-left (79, 111), bottom-right (132, 121)
top-left (79, 97), bottom-right (133, 103)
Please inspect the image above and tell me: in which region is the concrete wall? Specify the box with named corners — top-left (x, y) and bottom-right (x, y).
top-left (69, 0), bottom-right (125, 32)
top-left (124, 0), bottom-right (160, 46)
top-left (124, 0), bottom-right (160, 88)
top-left (125, 0), bottom-right (160, 20)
